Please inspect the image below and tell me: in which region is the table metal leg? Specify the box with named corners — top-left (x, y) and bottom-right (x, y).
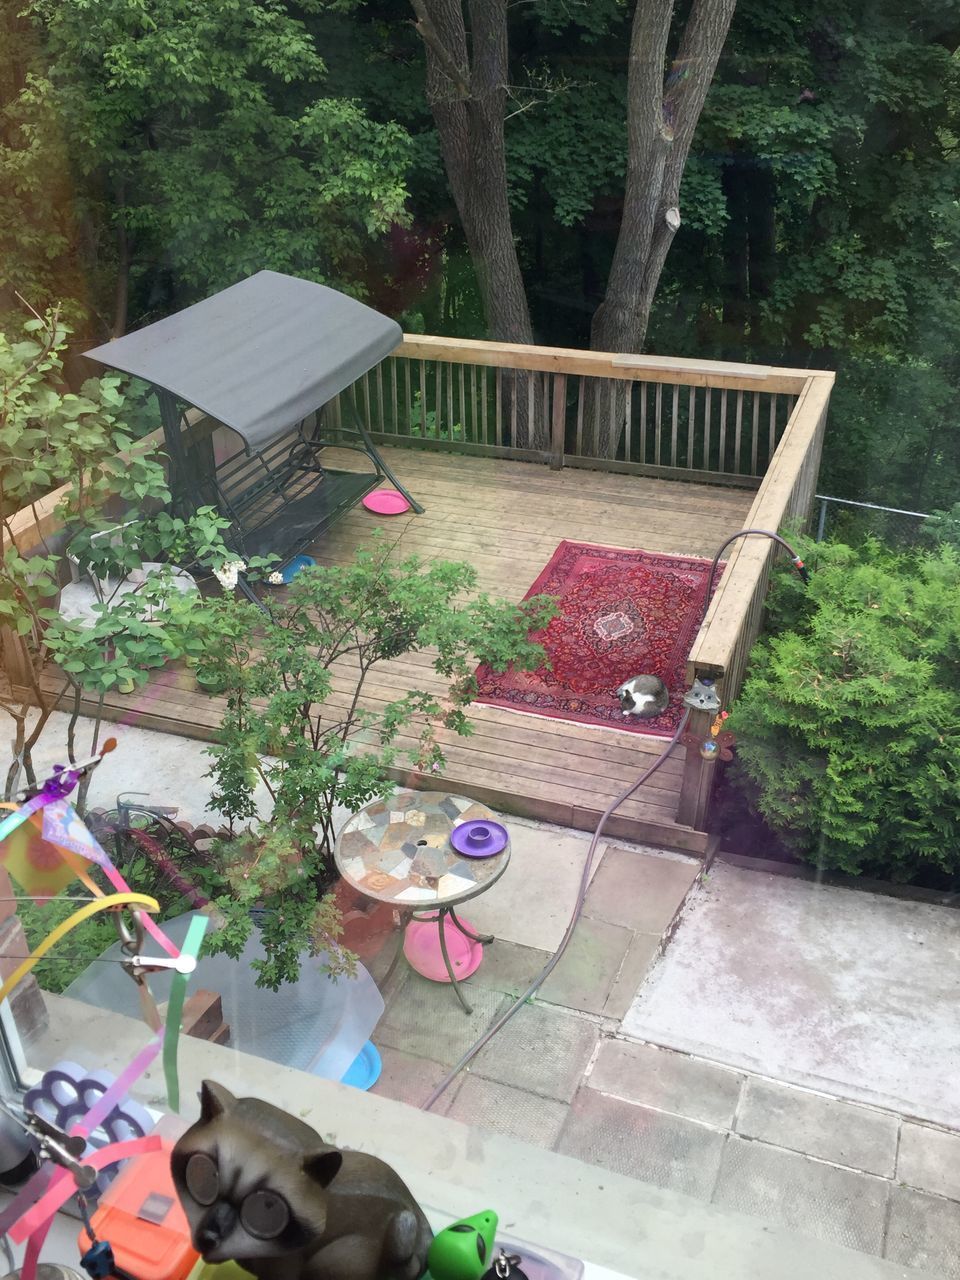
top-left (379, 910), bottom-right (410, 990)
top-left (437, 908), bottom-right (473, 1015)
top-left (447, 908), bottom-right (494, 946)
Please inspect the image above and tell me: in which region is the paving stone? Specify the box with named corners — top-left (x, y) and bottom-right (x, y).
top-left (602, 933), bottom-right (661, 1020)
top-left (536, 916), bottom-right (633, 1015)
top-left (885, 1185), bottom-right (960, 1280)
top-left (441, 1075), bottom-right (569, 1149)
top-left (470, 1002), bottom-right (599, 1102)
top-left (737, 1078), bottom-right (898, 1176)
top-left (584, 846), bottom-right (699, 933)
top-left (898, 1121), bottom-right (960, 1199)
top-left (712, 1135), bottom-right (889, 1256)
top-left (370, 1046), bottom-right (450, 1108)
top-left (377, 971), bottom-right (511, 1066)
top-left (464, 939), bottom-right (551, 997)
top-left (554, 1088), bottom-right (725, 1200)
top-left (458, 822), bottom-right (603, 952)
top-left (588, 1039), bottom-right (742, 1128)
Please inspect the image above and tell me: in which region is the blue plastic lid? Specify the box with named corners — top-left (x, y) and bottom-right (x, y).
top-left (281, 554), bottom-right (317, 584)
top-left (339, 1040), bottom-right (382, 1091)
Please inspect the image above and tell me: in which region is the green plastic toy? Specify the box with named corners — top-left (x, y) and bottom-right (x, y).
top-left (427, 1210), bottom-right (499, 1280)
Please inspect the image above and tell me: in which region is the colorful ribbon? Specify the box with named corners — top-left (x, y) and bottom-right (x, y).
top-left (12, 1133), bottom-right (163, 1245)
top-left (0, 794), bottom-right (46, 844)
top-left (0, 779), bottom-right (210, 1275)
top-left (72, 1037), bottom-right (163, 1141)
top-left (164, 913), bottom-right (209, 1112)
top-left (0, 891), bottom-right (159, 1009)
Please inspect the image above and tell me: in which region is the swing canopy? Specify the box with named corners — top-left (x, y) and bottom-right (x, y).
top-left (85, 270), bottom-right (402, 452)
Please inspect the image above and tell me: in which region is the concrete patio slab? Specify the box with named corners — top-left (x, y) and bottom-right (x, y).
top-left (536, 916), bottom-right (633, 1015)
top-left (376, 970), bottom-right (511, 1065)
top-left (712, 1135), bottom-right (890, 1256)
top-left (885, 1185), bottom-right (960, 1280)
top-left (469, 1002), bottom-right (599, 1102)
top-left (460, 820), bottom-right (607, 952)
top-left (442, 1075), bottom-right (569, 1148)
top-left (584, 846), bottom-right (700, 932)
top-left (371, 1046), bottom-right (450, 1108)
top-left (601, 932), bottom-right (661, 1020)
top-left (587, 1039), bottom-right (742, 1128)
top-left (622, 861), bottom-right (960, 1128)
top-left (897, 1122), bottom-right (960, 1200)
top-left (736, 1078), bottom-right (898, 1177)
top-left (465, 938), bottom-right (552, 996)
top-left (555, 1088), bottom-right (726, 1200)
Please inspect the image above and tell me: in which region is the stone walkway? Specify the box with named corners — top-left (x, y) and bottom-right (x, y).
top-left (368, 822), bottom-right (960, 1280)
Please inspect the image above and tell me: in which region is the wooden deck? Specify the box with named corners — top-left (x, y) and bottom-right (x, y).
top-left (40, 446), bottom-right (755, 854)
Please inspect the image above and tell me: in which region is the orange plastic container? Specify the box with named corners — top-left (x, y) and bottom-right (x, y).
top-left (76, 1142), bottom-right (198, 1280)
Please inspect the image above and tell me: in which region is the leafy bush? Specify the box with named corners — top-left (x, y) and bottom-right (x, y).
top-left (0, 306), bottom-right (231, 798)
top-left (727, 536), bottom-right (960, 881)
top-left (919, 501), bottom-right (960, 551)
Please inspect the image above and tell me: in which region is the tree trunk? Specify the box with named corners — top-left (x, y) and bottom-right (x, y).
top-left (410, 0), bottom-right (532, 347)
top-left (410, 0), bottom-right (545, 447)
top-left (591, 0), bottom-right (738, 456)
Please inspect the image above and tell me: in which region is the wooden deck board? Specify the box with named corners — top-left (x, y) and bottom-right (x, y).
top-left (39, 448), bottom-right (755, 854)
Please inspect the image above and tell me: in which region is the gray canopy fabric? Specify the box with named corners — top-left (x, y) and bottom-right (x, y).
top-left (84, 271), bottom-right (402, 452)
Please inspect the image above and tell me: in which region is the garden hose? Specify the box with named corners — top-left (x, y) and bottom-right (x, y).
top-left (421, 528), bottom-right (809, 1110)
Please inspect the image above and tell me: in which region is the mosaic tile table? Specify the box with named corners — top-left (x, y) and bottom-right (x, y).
top-left (334, 790), bottom-right (511, 1013)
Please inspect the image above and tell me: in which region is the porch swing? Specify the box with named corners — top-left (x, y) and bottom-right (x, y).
top-left (84, 270), bottom-right (423, 598)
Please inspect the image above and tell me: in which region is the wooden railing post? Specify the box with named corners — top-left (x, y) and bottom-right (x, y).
top-left (550, 373), bottom-right (567, 470)
top-left (676, 704), bottom-right (718, 831)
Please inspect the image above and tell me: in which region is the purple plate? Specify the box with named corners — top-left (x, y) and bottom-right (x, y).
top-left (450, 819), bottom-right (509, 858)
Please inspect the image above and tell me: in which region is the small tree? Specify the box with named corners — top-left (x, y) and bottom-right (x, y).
top-left (728, 536), bottom-right (960, 882)
top-left (0, 304), bottom-right (231, 798)
top-left (180, 539), bottom-right (556, 989)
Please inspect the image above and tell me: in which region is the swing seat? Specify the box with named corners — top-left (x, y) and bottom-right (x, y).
top-left (85, 271), bottom-right (423, 583)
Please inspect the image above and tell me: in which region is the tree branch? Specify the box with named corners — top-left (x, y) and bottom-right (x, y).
top-left (409, 0), bottom-right (472, 99)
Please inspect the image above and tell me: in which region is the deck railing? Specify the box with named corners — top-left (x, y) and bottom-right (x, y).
top-left (331, 336), bottom-right (812, 487)
top-left (334, 334), bottom-right (833, 834)
top-left (676, 372), bottom-right (833, 827)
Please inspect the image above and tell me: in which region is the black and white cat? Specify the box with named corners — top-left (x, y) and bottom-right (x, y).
top-left (172, 1081), bottom-right (433, 1280)
top-left (615, 674), bottom-right (669, 718)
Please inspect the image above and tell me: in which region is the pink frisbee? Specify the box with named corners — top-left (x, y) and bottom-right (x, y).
top-left (362, 489), bottom-right (411, 515)
top-left (403, 918), bottom-right (483, 983)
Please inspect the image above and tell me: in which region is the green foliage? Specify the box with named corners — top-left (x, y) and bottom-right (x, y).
top-left (408, 391), bottom-right (463, 441)
top-left (174, 536), bottom-right (556, 988)
top-left (728, 536), bottom-right (960, 881)
top-left (16, 890), bottom-right (118, 995)
top-left (0, 307), bottom-right (230, 793)
top-left (919, 502), bottom-right (960, 552)
top-left (0, 0), bottom-right (412, 335)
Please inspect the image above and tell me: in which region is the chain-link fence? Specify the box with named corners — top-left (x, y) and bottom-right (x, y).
top-left (814, 495), bottom-right (930, 547)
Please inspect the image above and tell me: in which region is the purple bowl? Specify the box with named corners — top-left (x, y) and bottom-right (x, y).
top-left (450, 819), bottom-right (509, 858)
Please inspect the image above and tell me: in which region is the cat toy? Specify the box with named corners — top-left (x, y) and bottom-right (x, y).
top-left (427, 1211), bottom-right (499, 1280)
top-left (0, 751), bottom-right (209, 1280)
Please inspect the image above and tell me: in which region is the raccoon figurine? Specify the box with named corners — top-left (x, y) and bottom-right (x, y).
top-left (616, 674), bottom-right (669, 719)
top-left (171, 1081), bottom-right (433, 1280)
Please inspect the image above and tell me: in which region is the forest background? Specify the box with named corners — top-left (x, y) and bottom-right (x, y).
top-left (3, 0), bottom-right (959, 512)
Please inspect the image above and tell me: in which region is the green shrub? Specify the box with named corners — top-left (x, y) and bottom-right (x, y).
top-left (727, 536), bottom-right (960, 881)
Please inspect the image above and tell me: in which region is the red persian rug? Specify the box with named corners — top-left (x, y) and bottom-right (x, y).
top-left (474, 541), bottom-right (724, 737)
